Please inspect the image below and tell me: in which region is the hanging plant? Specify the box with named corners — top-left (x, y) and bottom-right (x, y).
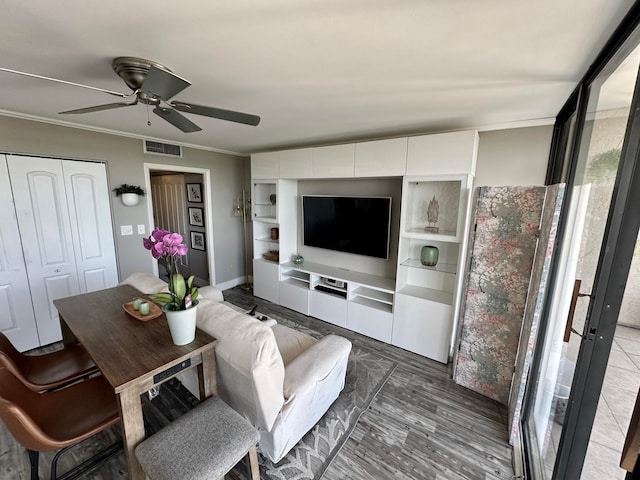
top-left (113, 184), bottom-right (146, 196)
top-left (113, 184), bottom-right (145, 206)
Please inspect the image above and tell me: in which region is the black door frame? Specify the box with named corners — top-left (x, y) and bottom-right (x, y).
top-left (522, 4), bottom-right (640, 478)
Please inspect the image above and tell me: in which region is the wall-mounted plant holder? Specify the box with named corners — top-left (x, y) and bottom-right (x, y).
top-left (113, 184), bottom-right (145, 207)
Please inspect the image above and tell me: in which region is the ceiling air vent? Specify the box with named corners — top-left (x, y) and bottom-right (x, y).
top-left (143, 140), bottom-right (182, 157)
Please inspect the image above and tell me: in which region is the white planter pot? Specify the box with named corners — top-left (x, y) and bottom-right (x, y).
top-left (121, 193), bottom-right (140, 206)
top-left (164, 305), bottom-right (197, 345)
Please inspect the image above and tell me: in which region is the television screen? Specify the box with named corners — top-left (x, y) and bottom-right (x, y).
top-left (302, 195), bottom-right (392, 259)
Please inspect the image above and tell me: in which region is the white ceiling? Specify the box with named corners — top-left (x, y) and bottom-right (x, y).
top-left (0, 1), bottom-right (633, 155)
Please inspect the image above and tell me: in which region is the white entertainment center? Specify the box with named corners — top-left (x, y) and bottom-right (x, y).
top-left (251, 130), bottom-right (478, 363)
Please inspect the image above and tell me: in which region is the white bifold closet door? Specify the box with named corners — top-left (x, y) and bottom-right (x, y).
top-left (4, 155), bottom-right (118, 348)
top-left (0, 158), bottom-right (39, 351)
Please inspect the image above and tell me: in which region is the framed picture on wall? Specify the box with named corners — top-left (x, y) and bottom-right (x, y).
top-left (188, 207), bottom-right (204, 227)
top-left (186, 183), bottom-right (203, 203)
top-left (191, 231), bottom-right (206, 251)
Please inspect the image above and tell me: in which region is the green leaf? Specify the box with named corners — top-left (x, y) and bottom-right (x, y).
top-left (171, 274), bottom-right (186, 300)
top-left (149, 292), bottom-right (173, 305)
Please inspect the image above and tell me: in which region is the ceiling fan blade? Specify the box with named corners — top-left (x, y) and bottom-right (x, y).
top-left (170, 101), bottom-right (261, 126)
top-left (0, 67), bottom-right (129, 98)
top-left (59, 101), bottom-right (137, 115)
top-left (153, 107), bottom-right (202, 133)
top-left (142, 66), bottom-right (190, 101)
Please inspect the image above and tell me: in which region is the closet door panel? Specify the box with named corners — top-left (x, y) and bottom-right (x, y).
top-left (7, 155), bottom-right (80, 345)
top-left (63, 161), bottom-right (118, 292)
top-left (0, 156), bottom-right (39, 351)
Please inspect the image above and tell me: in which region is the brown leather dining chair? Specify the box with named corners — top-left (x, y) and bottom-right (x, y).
top-left (0, 366), bottom-right (122, 480)
top-left (0, 333), bottom-right (98, 392)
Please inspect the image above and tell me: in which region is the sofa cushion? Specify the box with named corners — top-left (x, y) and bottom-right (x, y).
top-left (196, 298), bottom-right (285, 431)
top-left (271, 324), bottom-right (317, 366)
top-left (119, 272), bottom-right (169, 294)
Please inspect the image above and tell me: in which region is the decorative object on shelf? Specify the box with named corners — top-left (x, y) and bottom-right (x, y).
top-left (292, 254), bottom-right (304, 265)
top-left (269, 193), bottom-right (277, 205)
top-left (420, 245), bottom-right (439, 266)
top-left (262, 249), bottom-right (279, 262)
top-left (190, 231), bottom-right (206, 251)
top-left (113, 184), bottom-right (145, 206)
top-left (188, 207), bottom-right (204, 227)
top-left (142, 228), bottom-right (200, 345)
top-left (270, 227), bottom-right (279, 240)
top-left (186, 183), bottom-right (203, 203)
top-left (424, 195), bottom-right (440, 233)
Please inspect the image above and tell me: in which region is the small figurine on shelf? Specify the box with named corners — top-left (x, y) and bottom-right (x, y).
top-left (424, 195), bottom-right (440, 233)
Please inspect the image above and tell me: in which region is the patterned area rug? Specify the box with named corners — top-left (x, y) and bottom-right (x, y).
top-left (242, 313), bottom-right (397, 480)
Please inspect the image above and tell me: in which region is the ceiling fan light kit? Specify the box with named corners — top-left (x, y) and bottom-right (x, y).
top-left (0, 57), bottom-right (260, 133)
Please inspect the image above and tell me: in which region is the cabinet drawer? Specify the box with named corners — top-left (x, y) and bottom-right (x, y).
top-left (279, 280), bottom-right (310, 315)
top-left (347, 301), bottom-right (393, 342)
top-left (309, 290), bottom-right (347, 327)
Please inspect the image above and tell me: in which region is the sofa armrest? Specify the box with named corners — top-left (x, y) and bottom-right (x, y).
top-left (198, 285), bottom-right (224, 302)
top-left (283, 335), bottom-right (351, 401)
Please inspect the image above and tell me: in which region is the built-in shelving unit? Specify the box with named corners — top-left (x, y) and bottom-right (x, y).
top-left (251, 130), bottom-right (478, 364)
top-left (392, 174), bottom-right (473, 362)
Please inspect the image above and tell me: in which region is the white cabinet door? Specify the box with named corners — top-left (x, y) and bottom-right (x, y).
top-left (63, 161), bottom-right (118, 293)
top-left (251, 152), bottom-right (279, 179)
top-left (406, 131), bottom-right (478, 176)
top-left (279, 280), bottom-right (309, 315)
top-left (253, 259), bottom-right (280, 304)
top-left (392, 293), bottom-right (452, 363)
top-left (312, 144), bottom-right (355, 178)
top-left (0, 156), bottom-right (40, 351)
top-left (347, 301), bottom-right (393, 342)
top-left (279, 148), bottom-right (313, 179)
top-left (354, 138), bottom-right (407, 177)
top-left (309, 290), bottom-right (347, 327)
top-left (8, 155), bottom-right (81, 345)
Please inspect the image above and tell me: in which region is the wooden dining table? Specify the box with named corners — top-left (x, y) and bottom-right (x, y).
top-left (54, 284), bottom-right (217, 480)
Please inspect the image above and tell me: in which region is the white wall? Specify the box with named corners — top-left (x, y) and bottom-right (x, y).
top-left (0, 115), bottom-right (248, 286)
top-left (475, 126), bottom-right (553, 187)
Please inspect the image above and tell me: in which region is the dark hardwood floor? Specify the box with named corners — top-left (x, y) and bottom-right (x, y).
top-left (0, 286), bottom-right (515, 479)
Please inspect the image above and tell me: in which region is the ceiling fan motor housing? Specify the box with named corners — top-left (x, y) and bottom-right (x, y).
top-left (112, 56), bottom-right (172, 91)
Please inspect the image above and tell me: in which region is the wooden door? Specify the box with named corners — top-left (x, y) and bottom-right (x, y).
top-left (0, 156), bottom-right (40, 351)
top-left (62, 160), bottom-right (118, 292)
top-left (7, 155), bottom-right (80, 345)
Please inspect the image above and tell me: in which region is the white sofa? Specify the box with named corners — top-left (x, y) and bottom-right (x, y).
top-left (121, 273), bottom-right (352, 463)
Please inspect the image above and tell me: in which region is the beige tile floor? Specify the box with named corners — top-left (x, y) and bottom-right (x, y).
top-left (581, 324), bottom-right (640, 479)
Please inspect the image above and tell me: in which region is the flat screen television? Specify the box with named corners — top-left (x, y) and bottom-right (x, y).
top-left (302, 195), bottom-right (392, 259)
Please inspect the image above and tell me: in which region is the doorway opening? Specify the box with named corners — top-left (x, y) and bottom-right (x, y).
top-left (143, 163), bottom-right (216, 287)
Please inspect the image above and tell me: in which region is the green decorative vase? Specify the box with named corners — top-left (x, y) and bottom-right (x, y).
top-left (420, 246), bottom-right (439, 267)
top-left (292, 254), bottom-right (304, 265)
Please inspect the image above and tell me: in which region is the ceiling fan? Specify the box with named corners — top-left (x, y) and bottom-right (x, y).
top-left (0, 57), bottom-right (260, 133)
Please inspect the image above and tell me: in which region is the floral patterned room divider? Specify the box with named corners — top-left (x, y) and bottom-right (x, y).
top-left (453, 184), bottom-right (565, 443)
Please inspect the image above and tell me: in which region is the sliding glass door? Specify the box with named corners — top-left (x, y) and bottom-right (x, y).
top-left (522, 19), bottom-right (640, 480)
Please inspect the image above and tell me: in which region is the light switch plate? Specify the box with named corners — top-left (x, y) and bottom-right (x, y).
top-left (137, 224), bottom-right (146, 235)
top-left (121, 225), bottom-right (133, 236)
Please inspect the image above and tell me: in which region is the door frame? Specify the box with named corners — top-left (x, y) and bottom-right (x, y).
top-left (522, 7), bottom-right (640, 477)
top-left (552, 60), bottom-right (640, 478)
top-left (143, 163), bottom-right (216, 286)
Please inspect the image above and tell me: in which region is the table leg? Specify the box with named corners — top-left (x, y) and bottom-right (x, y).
top-left (198, 347), bottom-right (217, 399)
top-left (117, 388), bottom-right (146, 480)
top-left (59, 317), bottom-right (77, 346)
